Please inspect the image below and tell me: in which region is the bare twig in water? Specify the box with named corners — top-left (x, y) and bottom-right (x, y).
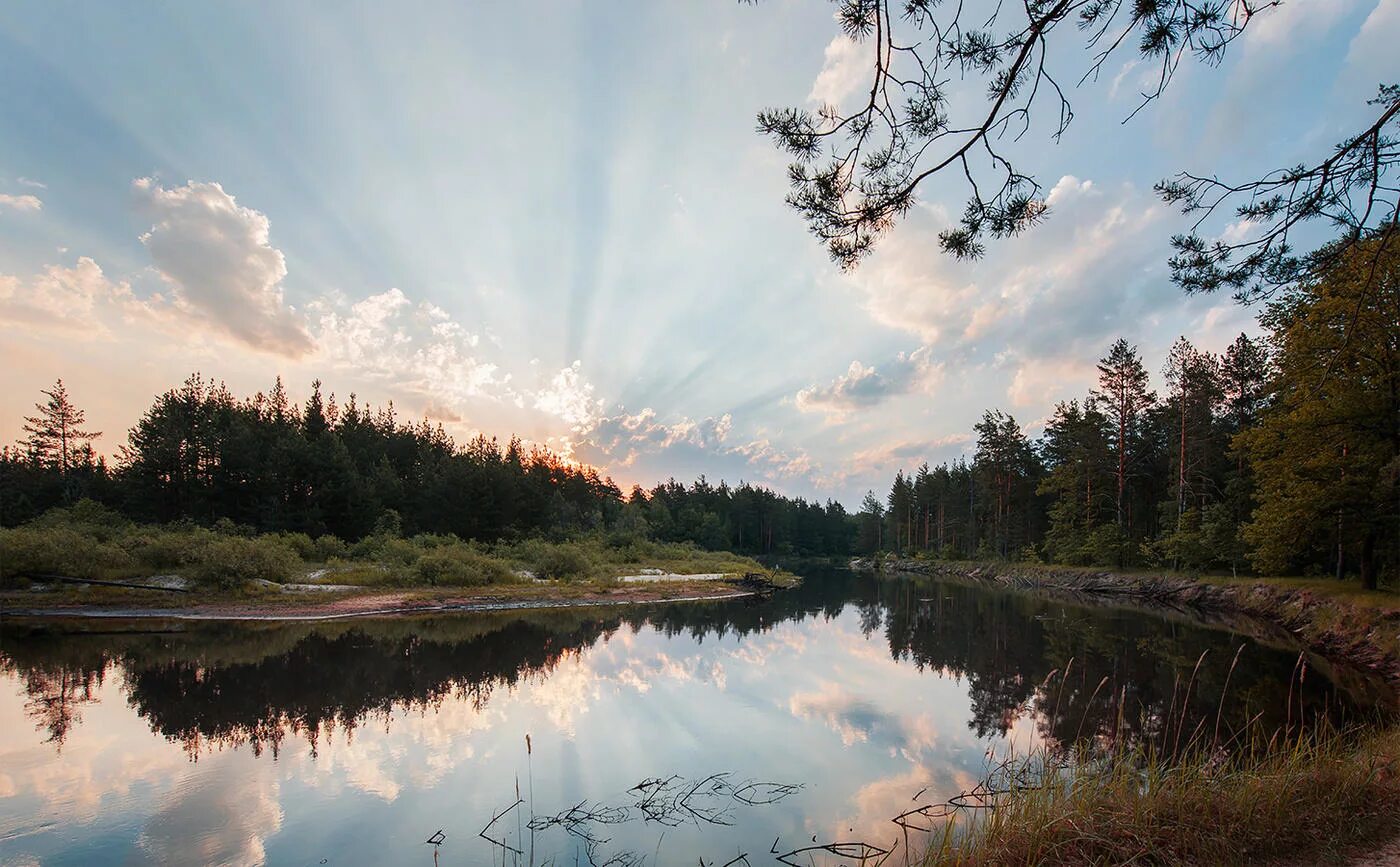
top-left (478, 798), bottom-right (523, 855)
top-left (775, 841), bottom-right (892, 867)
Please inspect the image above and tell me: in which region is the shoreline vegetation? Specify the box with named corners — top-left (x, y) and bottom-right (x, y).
top-left (0, 500), bottom-right (797, 620)
top-left (856, 557), bottom-right (1400, 690)
top-left (848, 558), bottom-right (1400, 866)
top-left (923, 723), bottom-right (1400, 866)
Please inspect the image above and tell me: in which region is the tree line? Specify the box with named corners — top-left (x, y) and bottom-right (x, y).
top-left (4, 231), bottom-right (1395, 581)
top-left (1, 376), bottom-right (854, 558)
top-left (860, 232), bottom-right (1399, 588)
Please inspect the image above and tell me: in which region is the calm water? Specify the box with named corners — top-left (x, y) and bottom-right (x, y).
top-left (0, 569), bottom-right (1389, 867)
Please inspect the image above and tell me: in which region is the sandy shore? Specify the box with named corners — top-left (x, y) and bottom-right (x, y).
top-left (0, 583), bottom-right (758, 622)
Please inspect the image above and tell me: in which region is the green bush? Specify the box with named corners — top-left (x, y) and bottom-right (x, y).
top-left (313, 534), bottom-right (348, 561)
top-left (269, 531), bottom-right (317, 561)
top-left (0, 525), bottom-right (134, 582)
top-left (533, 544), bottom-right (596, 581)
top-left (189, 536), bottom-right (301, 590)
top-left (29, 499), bottom-right (131, 542)
top-left (123, 527), bottom-right (211, 571)
top-left (414, 546), bottom-right (514, 587)
top-left (349, 533), bottom-right (422, 566)
top-left (410, 533), bottom-right (461, 550)
top-left (211, 516), bottom-right (255, 537)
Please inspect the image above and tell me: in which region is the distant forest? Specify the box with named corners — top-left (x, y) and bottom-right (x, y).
top-left (1, 374), bottom-right (855, 558)
top-left (4, 233), bottom-right (1397, 584)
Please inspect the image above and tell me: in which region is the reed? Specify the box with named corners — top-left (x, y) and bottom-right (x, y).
top-left (923, 656), bottom-right (1400, 866)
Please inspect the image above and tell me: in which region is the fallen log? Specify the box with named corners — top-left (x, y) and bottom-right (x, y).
top-left (15, 573), bottom-right (191, 593)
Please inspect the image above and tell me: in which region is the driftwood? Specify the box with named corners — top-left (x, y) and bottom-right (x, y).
top-left (17, 573), bottom-right (191, 593)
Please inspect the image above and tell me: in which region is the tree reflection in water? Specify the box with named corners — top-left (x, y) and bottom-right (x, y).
top-left (2, 569), bottom-right (1385, 763)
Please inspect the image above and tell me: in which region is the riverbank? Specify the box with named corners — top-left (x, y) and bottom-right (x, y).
top-left (0, 572), bottom-right (792, 621)
top-left (1, 504), bottom-right (803, 619)
top-left (852, 559), bottom-right (1400, 865)
top-left (859, 558), bottom-right (1400, 690)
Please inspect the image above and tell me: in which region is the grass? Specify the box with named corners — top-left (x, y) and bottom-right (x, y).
top-left (924, 727), bottom-right (1400, 866)
top-left (885, 555), bottom-right (1397, 606)
top-left (1200, 574), bottom-right (1400, 612)
top-left (909, 572), bottom-right (1400, 867)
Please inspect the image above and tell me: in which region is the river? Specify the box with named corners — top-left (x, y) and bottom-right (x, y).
top-left (0, 567), bottom-right (1389, 866)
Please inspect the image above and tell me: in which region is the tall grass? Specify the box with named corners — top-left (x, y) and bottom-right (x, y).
top-left (924, 726), bottom-right (1400, 865)
top-left (922, 654), bottom-right (1400, 866)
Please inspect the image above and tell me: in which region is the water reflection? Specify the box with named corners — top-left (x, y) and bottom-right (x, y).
top-left (0, 569), bottom-right (1388, 866)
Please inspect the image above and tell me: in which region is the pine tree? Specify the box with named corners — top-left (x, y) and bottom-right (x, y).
top-left (23, 379), bottom-right (100, 477)
top-left (858, 491), bottom-right (885, 555)
top-left (1093, 339), bottom-right (1156, 535)
top-left (1242, 230), bottom-right (1400, 588)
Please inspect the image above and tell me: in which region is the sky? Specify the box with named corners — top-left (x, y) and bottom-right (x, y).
top-left (1, 0), bottom-right (1395, 507)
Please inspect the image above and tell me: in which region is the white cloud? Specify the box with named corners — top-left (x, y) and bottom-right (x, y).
top-left (0, 193), bottom-right (42, 212)
top-left (845, 433), bottom-right (972, 475)
top-left (17, 177), bottom-right (46, 189)
top-left (795, 345), bottom-right (943, 421)
top-left (577, 407), bottom-right (816, 486)
top-left (1006, 357), bottom-right (1098, 409)
top-left (135, 763), bottom-right (283, 867)
top-left (1244, 0), bottom-right (1355, 51)
top-left (808, 35), bottom-right (867, 106)
top-left (0, 257), bottom-right (184, 336)
top-left (0, 258), bottom-right (116, 332)
top-left (848, 175), bottom-right (1173, 356)
top-left (134, 178), bottom-right (313, 356)
top-left (532, 360), bottom-right (604, 431)
top-left (1344, 0), bottom-right (1400, 84)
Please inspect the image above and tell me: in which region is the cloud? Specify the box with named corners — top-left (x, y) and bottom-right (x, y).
top-left (17, 177), bottom-right (46, 189)
top-left (584, 407), bottom-right (735, 467)
top-left (310, 290), bottom-right (610, 435)
top-left (849, 176), bottom-right (1175, 356)
top-left (576, 407), bottom-right (816, 486)
top-left (795, 345), bottom-right (943, 421)
top-left (845, 433), bottom-right (972, 474)
top-left (1244, 0), bottom-right (1356, 51)
top-left (0, 258), bottom-right (120, 332)
top-left (0, 193), bottom-right (42, 212)
top-left (309, 286), bottom-right (507, 410)
top-left (808, 34), bottom-right (867, 106)
top-left (730, 436), bottom-right (816, 480)
top-left (134, 178), bottom-right (313, 356)
top-left (788, 681), bottom-right (904, 748)
top-left (0, 257), bottom-right (186, 337)
top-left (1344, 0), bottom-right (1400, 84)
top-left (533, 361), bottom-right (604, 431)
top-left (135, 764), bottom-right (282, 867)
top-left (0, 246), bottom-right (602, 445)
top-left (1006, 357), bottom-right (1098, 409)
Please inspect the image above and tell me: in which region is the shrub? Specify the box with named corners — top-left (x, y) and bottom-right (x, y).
top-left (189, 536), bottom-right (301, 590)
top-left (269, 532), bottom-right (317, 561)
top-left (123, 527), bottom-right (212, 571)
top-left (211, 517), bottom-right (254, 537)
top-left (0, 526), bottom-right (134, 583)
top-left (30, 499), bottom-right (131, 541)
top-left (415, 546), bottom-right (514, 587)
top-left (410, 533), bottom-right (461, 550)
top-left (313, 534), bottom-right (348, 561)
top-left (350, 534), bottom-right (422, 566)
top-left (533, 543), bottom-right (596, 581)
